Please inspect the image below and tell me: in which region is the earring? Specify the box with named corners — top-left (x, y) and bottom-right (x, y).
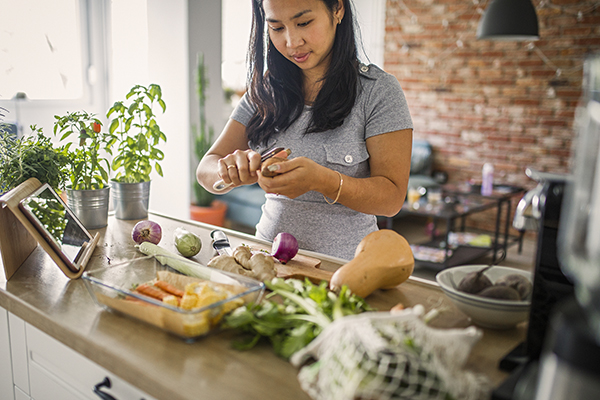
top-left (337, 17), bottom-right (342, 24)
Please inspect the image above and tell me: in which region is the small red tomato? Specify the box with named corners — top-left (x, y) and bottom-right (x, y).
top-left (93, 122), bottom-right (101, 133)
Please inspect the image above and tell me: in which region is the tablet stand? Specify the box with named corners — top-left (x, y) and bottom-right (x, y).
top-left (0, 178), bottom-right (99, 280)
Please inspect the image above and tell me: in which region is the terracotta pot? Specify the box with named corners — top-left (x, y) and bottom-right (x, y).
top-left (190, 200), bottom-right (228, 226)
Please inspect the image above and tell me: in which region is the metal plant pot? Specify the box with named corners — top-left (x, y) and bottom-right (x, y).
top-left (66, 186), bottom-right (111, 229)
top-left (111, 180), bottom-right (151, 220)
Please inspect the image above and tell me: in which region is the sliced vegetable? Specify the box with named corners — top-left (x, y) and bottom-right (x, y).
top-left (329, 230), bottom-right (414, 298)
top-left (135, 284), bottom-right (171, 301)
top-left (271, 232), bottom-right (298, 264)
top-left (154, 280), bottom-right (185, 297)
top-left (174, 227), bottom-right (202, 257)
top-left (136, 242), bottom-right (210, 279)
top-left (132, 220), bottom-right (162, 245)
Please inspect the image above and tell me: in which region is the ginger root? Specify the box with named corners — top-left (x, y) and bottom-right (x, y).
top-left (209, 246), bottom-right (277, 282)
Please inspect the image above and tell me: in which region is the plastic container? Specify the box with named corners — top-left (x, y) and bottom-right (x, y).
top-left (481, 163), bottom-right (494, 196)
top-left (83, 255), bottom-right (265, 341)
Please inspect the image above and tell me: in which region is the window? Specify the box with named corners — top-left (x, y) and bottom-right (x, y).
top-left (0, 0), bottom-right (87, 100)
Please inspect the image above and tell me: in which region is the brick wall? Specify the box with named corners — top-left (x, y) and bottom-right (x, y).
top-left (384, 0), bottom-right (600, 232)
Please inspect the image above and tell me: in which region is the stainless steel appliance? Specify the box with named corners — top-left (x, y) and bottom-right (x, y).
top-left (492, 172), bottom-right (573, 400)
top-left (493, 51), bottom-right (600, 400)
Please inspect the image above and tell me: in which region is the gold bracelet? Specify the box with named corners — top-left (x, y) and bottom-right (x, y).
top-left (323, 171), bottom-right (343, 205)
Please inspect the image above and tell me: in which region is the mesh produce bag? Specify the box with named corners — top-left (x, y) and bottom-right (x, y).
top-left (290, 306), bottom-right (490, 400)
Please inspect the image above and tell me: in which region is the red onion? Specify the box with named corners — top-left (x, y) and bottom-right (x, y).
top-left (132, 220), bottom-right (162, 245)
top-left (271, 232), bottom-right (298, 264)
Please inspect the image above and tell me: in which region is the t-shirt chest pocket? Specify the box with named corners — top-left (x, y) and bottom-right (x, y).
top-left (323, 142), bottom-right (370, 178)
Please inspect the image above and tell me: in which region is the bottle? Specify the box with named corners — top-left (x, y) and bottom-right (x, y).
top-left (481, 163), bottom-right (494, 196)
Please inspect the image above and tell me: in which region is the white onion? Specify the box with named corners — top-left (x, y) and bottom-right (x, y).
top-left (132, 220), bottom-right (162, 245)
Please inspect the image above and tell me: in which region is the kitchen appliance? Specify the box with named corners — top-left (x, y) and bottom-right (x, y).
top-left (532, 52), bottom-right (600, 400)
top-left (493, 52), bottom-right (600, 400)
top-left (492, 172), bottom-right (574, 400)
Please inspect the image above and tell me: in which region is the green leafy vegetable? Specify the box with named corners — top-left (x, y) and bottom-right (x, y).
top-left (223, 277), bottom-right (373, 359)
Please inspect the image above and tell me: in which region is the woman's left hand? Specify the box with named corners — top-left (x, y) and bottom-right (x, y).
top-left (257, 156), bottom-right (326, 198)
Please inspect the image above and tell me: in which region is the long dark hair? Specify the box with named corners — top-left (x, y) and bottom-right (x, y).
top-left (246, 0), bottom-right (359, 146)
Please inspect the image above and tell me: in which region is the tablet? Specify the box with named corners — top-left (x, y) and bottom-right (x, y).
top-left (18, 184), bottom-right (93, 272)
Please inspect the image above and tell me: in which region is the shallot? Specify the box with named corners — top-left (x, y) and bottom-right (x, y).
top-left (271, 232), bottom-right (298, 264)
top-left (132, 220), bottom-right (162, 245)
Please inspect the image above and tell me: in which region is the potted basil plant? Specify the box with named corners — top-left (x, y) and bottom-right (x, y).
top-left (107, 83), bottom-right (166, 220)
top-left (54, 111), bottom-right (113, 229)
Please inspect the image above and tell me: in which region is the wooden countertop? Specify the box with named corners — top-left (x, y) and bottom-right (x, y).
top-left (0, 212), bottom-right (526, 400)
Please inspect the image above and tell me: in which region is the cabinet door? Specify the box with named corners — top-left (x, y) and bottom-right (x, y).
top-left (0, 308), bottom-right (15, 400)
top-left (29, 360), bottom-right (89, 400)
top-left (8, 313), bottom-right (29, 396)
top-left (14, 386), bottom-right (31, 400)
top-left (26, 324), bottom-right (155, 400)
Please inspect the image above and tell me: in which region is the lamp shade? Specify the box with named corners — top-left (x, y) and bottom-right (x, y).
top-left (477, 0), bottom-right (539, 41)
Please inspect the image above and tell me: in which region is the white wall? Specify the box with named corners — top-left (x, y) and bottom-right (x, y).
top-left (146, 0), bottom-right (190, 219)
top-left (109, 0), bottom-right (190, 220)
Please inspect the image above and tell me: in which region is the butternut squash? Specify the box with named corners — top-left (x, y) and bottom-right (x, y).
top-left (329, 229), bottom-right (414, 298)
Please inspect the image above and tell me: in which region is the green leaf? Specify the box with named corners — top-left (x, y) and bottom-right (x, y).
top-left (155, 163), bottom-right (163, 177)
top-left (108, 119), bottom-right (119, 134)
top-left (125, 116), bottom-right (134, 132)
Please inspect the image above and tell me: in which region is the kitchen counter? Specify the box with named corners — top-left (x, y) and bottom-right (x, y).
top-left (0, 212), bottom-right (526, 400)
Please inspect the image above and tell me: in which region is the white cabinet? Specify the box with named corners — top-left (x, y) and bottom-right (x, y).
top-left (0, 308), bottom-right (15, 400)
top-left (26, 323), bottom-right (156, 400)
top-left (8, 313), bottom-right (29, 396)
top-left (1, 309), bottom-right (156, 400)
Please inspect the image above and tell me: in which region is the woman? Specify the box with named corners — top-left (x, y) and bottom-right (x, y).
top-left (197, 0), bottom-right (413, 260)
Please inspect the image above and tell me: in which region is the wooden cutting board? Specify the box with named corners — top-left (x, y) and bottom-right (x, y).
top-left (251, 246), bottom-right (333, 283)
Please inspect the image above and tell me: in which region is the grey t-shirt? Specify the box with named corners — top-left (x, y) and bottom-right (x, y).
top-left (230, 64), bottom-right (413, 260)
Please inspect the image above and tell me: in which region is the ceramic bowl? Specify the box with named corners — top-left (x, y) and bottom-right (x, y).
top-left (436, 265), bottom-right (532, 329)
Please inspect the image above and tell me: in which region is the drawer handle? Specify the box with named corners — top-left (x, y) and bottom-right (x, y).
top-left (93, 377), bottom-right (117, 400)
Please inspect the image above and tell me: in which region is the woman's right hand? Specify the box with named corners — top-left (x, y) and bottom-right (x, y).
top-left (216, 149), bottom-right (262, 188)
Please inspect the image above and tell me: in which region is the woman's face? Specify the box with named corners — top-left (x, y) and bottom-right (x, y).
top-left (263, 0), bottom-right (344, 79)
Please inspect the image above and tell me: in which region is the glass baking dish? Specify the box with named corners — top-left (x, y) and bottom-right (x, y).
top-left (83, 255), bottom-right (265, 340)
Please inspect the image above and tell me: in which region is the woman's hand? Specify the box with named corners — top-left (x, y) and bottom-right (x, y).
top-left (216, 149), bottom-right (262, 188)
top-left (257, 156), bottom-right (331, 199)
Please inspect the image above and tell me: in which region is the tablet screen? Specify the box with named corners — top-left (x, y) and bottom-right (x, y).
top-left (19, 184), bottom-right (92, 271)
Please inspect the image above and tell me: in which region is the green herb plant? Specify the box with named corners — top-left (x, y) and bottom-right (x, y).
top-left (107, 84), bottom-right (167, 183)
top-left (54, 111), bottom-right (112, 190)
top-left (192, 53), bottom-right (215, 207)
top-left (223, 278), bottom-right (373, 359)
top-left (1, 124), bottom-right (69, 193)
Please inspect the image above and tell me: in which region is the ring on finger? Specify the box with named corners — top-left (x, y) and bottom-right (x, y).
top-left (227, 165), bottom-right (237, 170)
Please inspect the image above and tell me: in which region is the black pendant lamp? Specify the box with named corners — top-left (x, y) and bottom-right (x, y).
top-left (477, 0), bottom-right (540, 41)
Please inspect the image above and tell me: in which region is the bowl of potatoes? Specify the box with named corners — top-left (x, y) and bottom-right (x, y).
top-left (436, 265), bottom-right (533, 329)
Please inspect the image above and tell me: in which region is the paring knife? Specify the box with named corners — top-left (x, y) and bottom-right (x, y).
top-left (212, 146), bottom-right (287, 191)
top-left (210, 229), bottom-right (233, 256)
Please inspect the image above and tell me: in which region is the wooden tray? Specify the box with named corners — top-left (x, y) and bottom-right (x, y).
top-left (251, 245), bottom-right (333, 283)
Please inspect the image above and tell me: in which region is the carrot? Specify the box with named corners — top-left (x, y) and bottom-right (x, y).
top-left (135, 284), bottom-right (170, 301)
top-left (124, 296), bottom-right (157, 306)
top-left (154, 280), bottom-right (184, 297)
